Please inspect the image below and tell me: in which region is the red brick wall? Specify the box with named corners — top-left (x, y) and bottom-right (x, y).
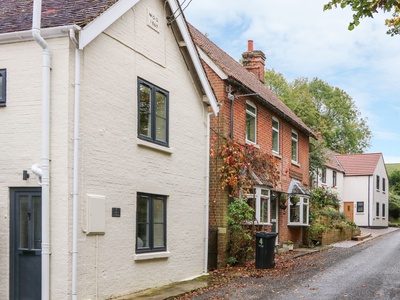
top-left (204, 61), bottom-right (311, 266)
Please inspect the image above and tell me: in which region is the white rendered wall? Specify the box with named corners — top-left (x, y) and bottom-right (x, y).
top-left (0, 37), bottom-right (71, 300)
top-left (76, 0), bottom-right (208, 298)
top-left (342, 176), bottom-right (370, 226)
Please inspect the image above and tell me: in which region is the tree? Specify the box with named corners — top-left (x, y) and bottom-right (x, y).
top-left (264, 69), bottom-right (372, 155)
top-left (324, 0), bottom-right (400, 35)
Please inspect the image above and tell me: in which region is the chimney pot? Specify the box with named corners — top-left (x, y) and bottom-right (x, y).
top-left (248, 40), bottom-right (253, 52)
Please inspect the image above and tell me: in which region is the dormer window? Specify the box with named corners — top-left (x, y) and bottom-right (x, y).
top-left (291, 130), bottom-right (298, 163)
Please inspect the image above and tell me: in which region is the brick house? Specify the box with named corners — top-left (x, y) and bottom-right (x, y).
top-left (0, 0), bottom-right (218, 299)
top-left (189, 25), bottom-right (316, 268)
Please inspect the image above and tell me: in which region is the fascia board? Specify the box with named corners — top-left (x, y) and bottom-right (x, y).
top-left (0, 25), bottom-right (79, 45)
top-left (79, 0), bottom-right (140, 49)
top-left (167, 0), bottom-right (219, 115)
top-left (197, 47), bottom-right (228, 80)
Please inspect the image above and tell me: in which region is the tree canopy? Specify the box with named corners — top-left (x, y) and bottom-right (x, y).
top-left (324, 0), bottom-right (400, 35)
top-left (264, 68), bottom-right (372, 155)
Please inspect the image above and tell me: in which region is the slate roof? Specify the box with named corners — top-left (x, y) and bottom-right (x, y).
top-left (0, 0), bottom-right (118, 34)
top-left (188, 24), bottom-right (315, 138)
top-left (335, 153), bottom-right (382, 176)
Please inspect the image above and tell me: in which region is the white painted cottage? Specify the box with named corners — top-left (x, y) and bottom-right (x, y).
top-left (0, 0), bottom-right (218, 299)
top-left (316, 152), bottom-right (389, 228)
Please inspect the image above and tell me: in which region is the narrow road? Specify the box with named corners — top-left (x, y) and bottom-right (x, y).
top-left (189, 230), bottom-right (400, 300)
top-left (273, 230), bottom-right (400, 299)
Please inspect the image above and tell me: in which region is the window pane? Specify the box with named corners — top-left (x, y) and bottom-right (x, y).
top-left (139, 84), bottom-right (152, 137)
top-left (153, 198), bottom-right (164, 223)
top-left (272, 127), bottom-right (279, 153)
top-left (155, 91), bottom-right (167, 142)
top-left (383, 204), bottom-right (386, 217)
top-left (246, 103), bottom-right (256, 114)
top-left (302, 203), bottom-right (308, 224)
top-left (260, 197), bottom-right (269, 223)
top-left (291, 140), bottom-right (297, 161)
top-left (153, 224), bottom-right (165, 248)
top-left (137, 224), bottom-right (149, 248)
top-left (33, 196), bottom-right (42, 249)
top-left (290, 205), bottom-right (300, 222)
top-left (19, 196), bottom-right (29, 249)
top-left (137, 195), bottom-right (149, 249)
top-left (246, 113), bottom-right (256, 142)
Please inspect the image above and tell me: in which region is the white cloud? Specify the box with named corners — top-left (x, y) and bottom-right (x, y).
top-left (183, 0), bottom-right (400, 159)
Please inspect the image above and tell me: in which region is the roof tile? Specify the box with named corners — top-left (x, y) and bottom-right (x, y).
top-left (335, 153), bottom-right (382, 176)
top-left (188, 24), bottom-right (314, 137)
top-left (0, 0), bottom-right (118, 34)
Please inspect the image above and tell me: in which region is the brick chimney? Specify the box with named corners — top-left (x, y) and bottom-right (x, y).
top-left (242, 40), bottom-right (266, 83)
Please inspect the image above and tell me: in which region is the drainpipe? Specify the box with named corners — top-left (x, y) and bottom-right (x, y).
top-left (204, 112), bottom-right (213, 273)
top-left (69, 28), bottom-right (81, 300)
top-left (32, 0), bottom-right (51, 299)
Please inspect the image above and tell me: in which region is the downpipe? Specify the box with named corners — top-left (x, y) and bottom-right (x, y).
top-left (32, 0), bottom-right (51, 299)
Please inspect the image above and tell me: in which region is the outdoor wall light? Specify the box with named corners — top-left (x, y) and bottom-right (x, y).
top-left (23, 170), bottom-right (30, 180)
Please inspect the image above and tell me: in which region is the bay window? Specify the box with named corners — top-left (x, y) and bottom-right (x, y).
top-left (288, 195), bottom-right (309, 226)
top-left (247, 187), bottom-right (270, 224)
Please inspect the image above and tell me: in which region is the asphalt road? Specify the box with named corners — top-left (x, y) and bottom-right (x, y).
top-left (274, 230), bottom-right (400, 300)
top-left (190, 230), bottom-right (400, 300)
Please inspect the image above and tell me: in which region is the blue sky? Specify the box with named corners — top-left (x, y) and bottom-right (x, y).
top-left (182, 0), bottom-right (400, 163)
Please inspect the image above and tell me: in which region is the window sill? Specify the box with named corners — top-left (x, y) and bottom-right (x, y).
top-left (133, 251), bottom-right (171, 261)
top-left (287, 223), bottom-right (309, 227)
top-left (245, 140), bottom-right (260, 148)
top-left (291, 161), bottom-right (300, 168)
top-left (272, 152), bottom-right (282, 159)
top-left (137, 139), bottom-right (174, 155)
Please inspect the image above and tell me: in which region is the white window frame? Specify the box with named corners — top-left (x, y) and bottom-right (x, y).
top-left (246, 101), bottom-right (257, 144)
top-left (291, 130), bottom-right (298, 163)
top-left (272, 117), bottom-right (280, 154)
top-left (288, 195), bottom-right (309, 226)
top-left (246, 187), bottom-right (270, 224)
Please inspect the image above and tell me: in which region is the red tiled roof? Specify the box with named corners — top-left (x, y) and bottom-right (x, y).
top-left (0, 0), bottom-right (118, 34)
top-left (335, 153), bottom-right (382, 176)
top-left (188, 24), bottom-right (315, 137)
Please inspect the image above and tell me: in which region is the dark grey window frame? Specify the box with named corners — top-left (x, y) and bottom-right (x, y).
top-left (332, 171), bottom-right (337, 186)
top-left (376, 175), bottom-right (380, 190)
top-left (376, 202), bottom-right (380, 217)
top-left (136, 192), bottom-right (167, 254)
top-left (357, 201), bottom-right (364, 213)
top-left (382, 203), bottom-right (386, 218)
top-left (137, 78), bottom-right (169, 146)
top-left (0, 69), bottom-right (6, 106)
top-left (383, 178), bottom-right (386, 192)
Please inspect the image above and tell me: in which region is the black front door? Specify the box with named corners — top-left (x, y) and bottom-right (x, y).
top-left (10, 188), bottom-right (42, 300)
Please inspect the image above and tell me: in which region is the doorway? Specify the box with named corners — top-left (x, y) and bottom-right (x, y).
top-left (10, 188), bottom-right (42, 300)
top-left (271, 193), bottom-right (278, 244)
top-left (344, 202), bottom-right (354, 222)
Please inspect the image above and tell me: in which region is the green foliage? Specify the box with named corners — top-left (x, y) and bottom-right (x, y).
top-left (308, 187), bottom-right (356, 243)
top-left (310, 187), bottom-right (341, 209)
top-left (324, 0), bottom-right (400, 35)
top-left (389, 169), bottom-right (400, 194)
top-left (386, 163), bottom-right (400, 175)
top-left (227, 198), bottom-right (255, 265)
top-left (264, 69), bottom-right (371, 156)
top-left (389, 193), bottom-right (400, 220)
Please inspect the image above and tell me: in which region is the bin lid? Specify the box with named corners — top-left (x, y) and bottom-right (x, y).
top-left (255, 232), bottom-right (278, 237)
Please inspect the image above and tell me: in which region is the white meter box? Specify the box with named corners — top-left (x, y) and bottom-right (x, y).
top-left (86, 194), bottom-right (106, 235)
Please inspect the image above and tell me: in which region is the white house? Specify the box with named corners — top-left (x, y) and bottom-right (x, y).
top-left (336, 153), bottom-right (389, 228)
top-left (317, 152), bottom-right (389, 228)
top-left (0, 0), bottom-right (218, 299)
top-left (315, 150), bottom-right (345, 211)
